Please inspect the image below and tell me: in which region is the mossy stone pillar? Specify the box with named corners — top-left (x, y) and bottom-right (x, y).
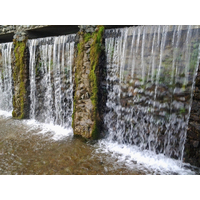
top-left (12, 30), bottom-right (30, 119)
top-left (72, 25), bottom-right (105, 139)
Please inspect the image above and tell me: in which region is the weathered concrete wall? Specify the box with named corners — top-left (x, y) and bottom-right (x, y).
top-left (184, 62), bottom-right (200, 167)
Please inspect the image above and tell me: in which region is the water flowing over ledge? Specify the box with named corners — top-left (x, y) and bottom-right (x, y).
top-left (28, 35), bottom-right (75, 128)
top-left (0, 42), bottom-right (13, 113)
top-left (0, 25), bottom-right (200, 174)
top-left (104, 25), bottom-right (200, 162)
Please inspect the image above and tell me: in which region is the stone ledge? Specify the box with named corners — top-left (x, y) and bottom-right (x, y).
top-left (0, 25), bottom-right (48, 35)
top-left (0, 25), bottom-right (133, 43)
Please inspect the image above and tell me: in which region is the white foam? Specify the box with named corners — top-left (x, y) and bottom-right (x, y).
top-left (24, 119), bottom-right (73, 140)
top-left (0, 110), bottom-right (12, 118)
top-left (96, 139), bottom-right (196, 175)
top-left (0, 109), bottom-right (72, 140)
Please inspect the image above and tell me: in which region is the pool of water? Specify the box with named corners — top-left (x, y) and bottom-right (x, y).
top-left (0, 112), bottom-right (199, 175)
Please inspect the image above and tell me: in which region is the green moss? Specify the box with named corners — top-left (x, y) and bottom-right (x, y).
top-left (12, 110), bottom-right (16, 117)
top-left (72, 26), bottom-right (104, 139)
top-left (12, 39), bottom-right (27, 119)
top-left (193, 43), bottom-right (199, 49)
top-left (84, 33), bottom-right (92, 43)
top-left (179, 107), bottom-right (186, 115)
top-left (181, 84), bottom-right (186, 91)
top-left (77, 43), bottom-right (81, 54)
top-left (77, 42), bottom-right (84, 55)
top-left (89, 26), bottom-right (104, 139)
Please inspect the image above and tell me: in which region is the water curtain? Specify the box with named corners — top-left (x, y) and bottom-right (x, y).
top-left (28, 35), bottom-right (75, 128)
top-left (0, 42), bottom-right (13, 112)
top-left (104, 25), bottom-right (200, 160)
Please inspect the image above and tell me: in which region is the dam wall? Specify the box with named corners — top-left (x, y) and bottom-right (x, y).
top-left (0, 25), bottom-right (200, 167)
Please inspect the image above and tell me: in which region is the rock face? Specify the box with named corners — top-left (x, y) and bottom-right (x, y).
top-left (184, 62), bottom-right (200, 167)
top-left (72, 26), bottom-right (105, 139)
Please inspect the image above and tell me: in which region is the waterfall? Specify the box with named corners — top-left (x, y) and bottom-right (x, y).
top-left (104, 25), bottom-right (200, 161)
top-left (0, 42), bottom-right (13, 113)
top-left (28, 35), bottom-right (75, 129)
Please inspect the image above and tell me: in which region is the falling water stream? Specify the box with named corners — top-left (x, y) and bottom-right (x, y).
top-left (0, 27), bottom-right (200, 174)
top-left (0, 42), bottom-right (13, 114)
top-left (103, 25), bottom-right (200, 162)
top-left (28, 35), bottom-right (75, 129)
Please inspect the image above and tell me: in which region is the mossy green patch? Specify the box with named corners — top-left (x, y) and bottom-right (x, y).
top-left (89, 26), bottom-right (104, 139)
top-left (179, 107), bottom-right (186, 115)
top-left (72, 26), bottom-right (104, 139)
top-left (84, 33), bottom-right (92, 43)
top-left (13, 39), bottom-right (27, 119)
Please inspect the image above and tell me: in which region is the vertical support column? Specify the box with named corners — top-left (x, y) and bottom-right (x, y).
top-left (72, 25), bottom-right (105, 139)
top-left (184, 62), bottom-right (200, 167)
top-left (12, 26), bottom-right (30, 119)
